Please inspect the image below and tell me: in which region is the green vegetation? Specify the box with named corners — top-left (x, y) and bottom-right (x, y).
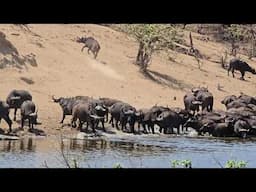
top-left (114, 24), bottom-right (184, 71)
top-left (225, 160), bottom-right (248, 168)
top-left (171, 159), bottom-right (248, 168)
top-left (113, 163), bottom-right (123, 168)
top-left (171, 159), bottom-right (192, 168)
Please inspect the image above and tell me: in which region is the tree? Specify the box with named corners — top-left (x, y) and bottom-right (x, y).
top-left (118, 24), bottom-right (183, 72)
top-left (243, 25), bottom-right (256, 59)
top-left (189, 32), bottom-right (203, 69)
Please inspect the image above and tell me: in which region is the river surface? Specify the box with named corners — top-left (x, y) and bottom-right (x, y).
top-left (0, 133), bottom-right (255, 168)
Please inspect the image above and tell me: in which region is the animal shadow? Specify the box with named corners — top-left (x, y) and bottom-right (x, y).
top-left (20, 77), bottom-right (35, 84)
top-left (103, 129), bottom-right (116, 134)
top-left (142, 69), bottom-right (193, 91)
top-left (100, 61), bottom-right (107, 65)
top-left (29, 128), bottom-right (46, 136)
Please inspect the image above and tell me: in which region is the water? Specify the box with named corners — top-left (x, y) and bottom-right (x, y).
top-left (0, 134), bottom-right (256, 168)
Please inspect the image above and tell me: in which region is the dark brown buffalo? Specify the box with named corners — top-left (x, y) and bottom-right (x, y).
top-left (20, 100), bottom-right (38, 130)
top-left (6, 89), bottom-right (32, 121)
top-left (71, 102), bottom-right (96, 132)
top-left (192, 87), bottom-right (214, 112)
top-left (183, 93), bottom-right (202, 115)
top-left (52, 95), bottom-right (92, 124)
top-left (0, 100), bottom-right (12, 132)
top-left (228, 58), bottom-right (256, 80)
top-left (109, 102), bottom-right (138, 133)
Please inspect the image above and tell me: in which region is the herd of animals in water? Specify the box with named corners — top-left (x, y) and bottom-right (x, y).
top-left (0, 36), bottom-right (256, 139)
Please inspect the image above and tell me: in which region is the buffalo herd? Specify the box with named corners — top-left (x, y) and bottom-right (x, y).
top-left (0, 87), bottom-right (256, 139)
top-left (50, 87), bottom-right (256, 138)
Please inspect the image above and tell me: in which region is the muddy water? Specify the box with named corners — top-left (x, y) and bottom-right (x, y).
top-left (0, 134), bottom-right (256, 168)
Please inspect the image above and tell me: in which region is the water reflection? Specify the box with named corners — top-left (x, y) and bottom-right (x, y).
top-left (69, 139), bottom-right (108, 151)
top-left (0, 135), bottom-right (256, 168)
top-left (66, 138), bottom-right (176, 155)
top-left (0, 138), bottom-right (36, 153)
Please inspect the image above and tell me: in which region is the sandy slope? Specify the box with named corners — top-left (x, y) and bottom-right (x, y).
top-left (0, 24), bottom-right (255, 134)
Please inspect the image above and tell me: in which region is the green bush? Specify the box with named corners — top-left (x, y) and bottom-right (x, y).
top-left (225, 160), bottom-right (247, 168)
top-left (171, 159), bottom-right (192, 168)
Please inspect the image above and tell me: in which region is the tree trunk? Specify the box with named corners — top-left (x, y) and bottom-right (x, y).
top-left (136, 42), bottom-right (144, 65)
top-left (252, 40), bottom-right (255, 58)
top-left (231, 40), bottom-right (237, 56)
top-left (136, 42), bottom-right (153, 72)
top-left (189, 32), bottom-right (194, 49)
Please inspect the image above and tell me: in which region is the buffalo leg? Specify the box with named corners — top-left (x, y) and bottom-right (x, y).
top-left (0, 117), bottom-right (1, 123)
top-left (130, 123), bottom-right (135, 134)
top-left (28, 119), bottom-right (31, 130)
top-left (159, 127), bottom-right (163, 133)
top-left (137, 122), bottom-right (140, 132)
top-left (121, 118), bottom-right (127, 132)
top-left (60, 112), bottom-right (65, 124)
top-left (81, 45), bottom-right (86, 52)
top-left (71, 116), bottom-right (77, 128)
top-left (177, 126), bottom-right (180, 134)
top-left (86, 121), bottom-right (89, 131)
top-left (109, 115), bottom-right (112, 124)
top-left (95, 119), bottom-right (99, 129)
top-left (90, 120), bottom-right (95, 133)
top-left (30, 119), bottom-right (34, 130)
top-left (231, 68), bottom-right (235, 78)
top-left (87, 48), bottom-right (90, 55)
top-left (13, 108), bottom-right (17, 121)
top-left (21, 117), bottom-right (24, 130)
top-left (240, 70), bottom-right (245, 80)
top-left (142, 123), bottom-right (148, 134)
top-left (105, 112), bottom-right (108, 123)
top-left (3, 115), bottom-right (12, 133)
top-left (78, 120), bottom-right (83, 131)
top-left (151, 124), bottom-right (155, 134)
top-left (115, 118), bottom-right (120, 130)
top-left (94, 51), bottom-right (98, 59)
top-left (101, 120), bottom-right (106, 132)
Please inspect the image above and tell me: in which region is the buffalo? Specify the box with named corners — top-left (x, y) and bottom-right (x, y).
top-left (20, 100), bottom-right (38, 130)
top-left (192, 87), bottom-right (214, 112)
top-left (200, 121), bottom-right (234, 137)
top-left (135, 108), bottom-right (151, 133)
top-left (221, 95), bottom-right (237, 107)
top-left (6, 89), bottom-right (32, 121)
top-left (88, 99), bottom-right (108, 131)
top-left (77, 36), bottom-right (101, 59)
top-left (228, 58), bottom-right (256, 80)
top-left (99, 97), bottom-right (122, 108)
top-left (52, 95), bottom-right (92, 124)
top-left (71, 102), bottom-right (95, 132)
top-left (140, 105), bottom-right (171, 134)
top-left (0, 100), bottom-right (12, 132)
top-left (237, 93), bottom-right (256, 105)
top-left (109, 102), bottom-right (138, 133)
top-left (184, 93), bottom-right (202, 115)
top-left (155, 110), bottom-right (183, 134)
